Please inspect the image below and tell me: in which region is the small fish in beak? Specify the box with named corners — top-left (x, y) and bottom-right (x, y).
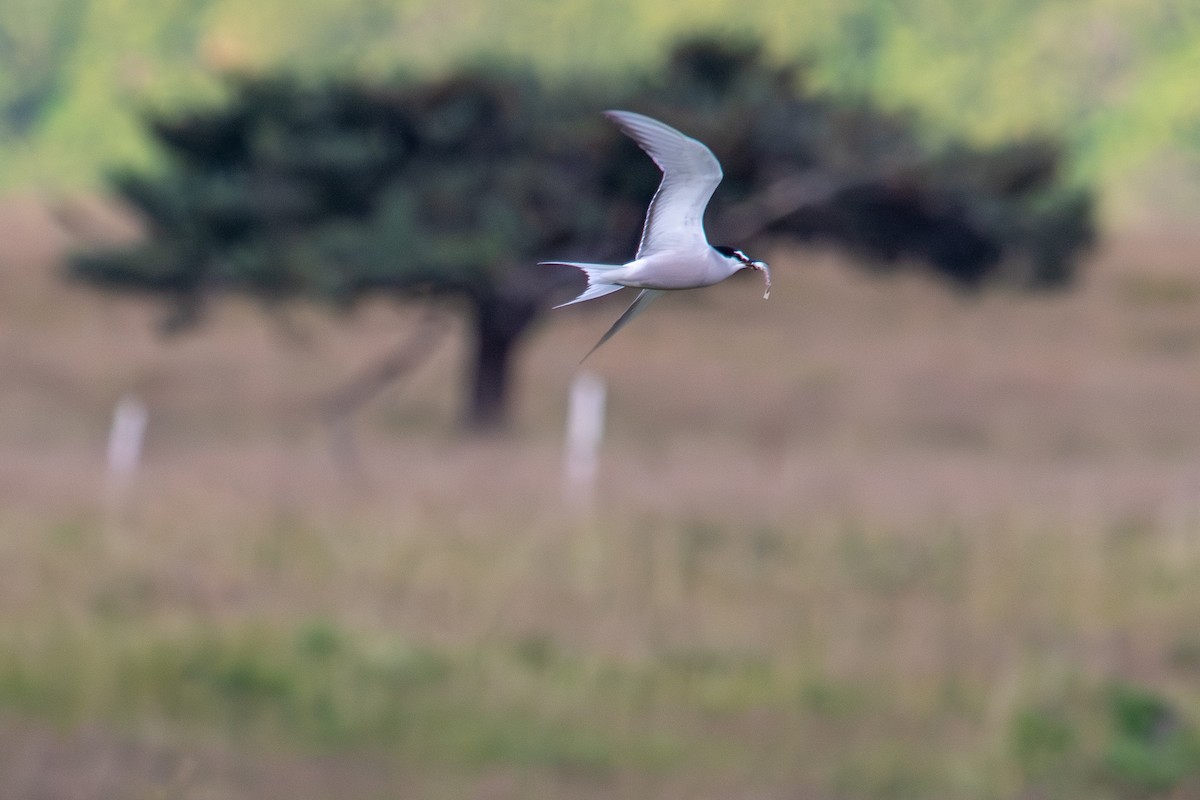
top-left (751, 261), bottom-right (771, 299)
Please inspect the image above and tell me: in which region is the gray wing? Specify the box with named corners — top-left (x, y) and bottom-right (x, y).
top-left (581, 289), bottom-right (664, 362)
top-left (605, 110), bottom-right (723, 259)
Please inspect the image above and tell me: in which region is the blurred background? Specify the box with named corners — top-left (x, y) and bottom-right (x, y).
top-left (3, 1), bottom-right (1200, 798)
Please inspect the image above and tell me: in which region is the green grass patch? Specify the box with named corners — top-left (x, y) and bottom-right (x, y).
top-left (0, 617), bottom-right (688, 774)
top-left (1104, 683), bottom-right (1200, 795)
top-left (1008, 682), bottom-right (1200, 798)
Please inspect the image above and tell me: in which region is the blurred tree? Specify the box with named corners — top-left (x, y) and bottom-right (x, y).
top-left (72, 71), bottom-right (620, 429)
top-left (632, 39), bottom-right (1094, 288)
top-left (72, 38), bottom-right (1094, 430)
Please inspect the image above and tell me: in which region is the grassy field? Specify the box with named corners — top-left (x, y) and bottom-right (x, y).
top-left (4, 197), bottom-right (1200, 797)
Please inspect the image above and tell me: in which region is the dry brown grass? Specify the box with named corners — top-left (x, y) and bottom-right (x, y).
top-left (4, 196), bottom-right (1200, 798)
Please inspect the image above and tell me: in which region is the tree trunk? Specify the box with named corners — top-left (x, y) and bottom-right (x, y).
top-left (465, 293), bottom-right (536, 431)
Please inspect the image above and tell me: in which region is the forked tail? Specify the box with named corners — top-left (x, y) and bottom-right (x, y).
top-left (541, 261), bottom-right (626, 308)
top-left (580, 288), bottom-right (663, 362)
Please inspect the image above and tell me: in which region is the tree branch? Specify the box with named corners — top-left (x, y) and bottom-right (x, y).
top-left (317, 306), bottom-right (451, 423)
top-left (714, 170), bottom-right (863, 243)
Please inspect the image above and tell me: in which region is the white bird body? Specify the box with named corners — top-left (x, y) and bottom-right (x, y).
top-left (561, 250), bottom-right (743, 292)
top-left (543, 110), bottom-right (770, 359)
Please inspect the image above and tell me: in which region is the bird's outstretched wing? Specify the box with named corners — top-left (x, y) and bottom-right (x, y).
top-left (581, 289), bottom-right (664, 362)
top-left (605, 110), bottom-right (723, 259)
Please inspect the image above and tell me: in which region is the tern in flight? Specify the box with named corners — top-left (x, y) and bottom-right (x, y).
top-left (542, 110), bottom-right (770, 360)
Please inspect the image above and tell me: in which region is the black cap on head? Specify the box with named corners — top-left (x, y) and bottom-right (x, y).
top-left (714, 245), bottom-right (750, 263)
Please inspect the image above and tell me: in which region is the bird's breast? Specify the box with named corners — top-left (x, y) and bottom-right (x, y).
top-left (619, 252), bottom-right (736, 290)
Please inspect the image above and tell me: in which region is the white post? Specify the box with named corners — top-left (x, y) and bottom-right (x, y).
top-left (563, 371), bottom-right (606, 512)
top-left (105, 393), bottom-right (148, 500)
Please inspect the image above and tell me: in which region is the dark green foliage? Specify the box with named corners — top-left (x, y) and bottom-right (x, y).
top-left (78, 71), bottom-right (608, 304)
top-left (72, 37), bottom-right (1094, 428)
top-left (1012, 685), bottom-right (1200, 798)
top-left (1103, 683), bottom-right (1200, 796)
top-left (628, 38), bottom-right (1094, 289)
